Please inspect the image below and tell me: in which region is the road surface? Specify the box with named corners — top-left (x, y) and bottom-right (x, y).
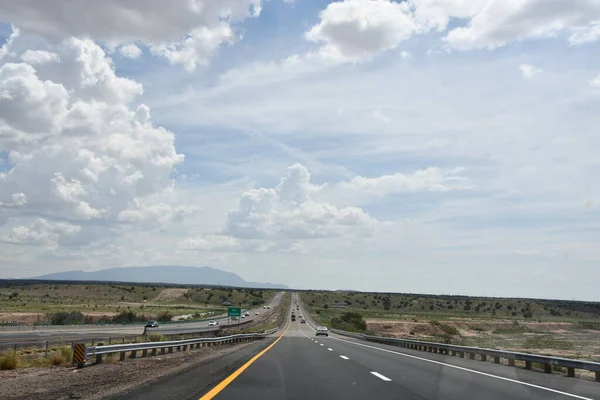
top-left (0, 292), bottom-right (284, 349)
top-left (110, 293), bottom-right (600, 400)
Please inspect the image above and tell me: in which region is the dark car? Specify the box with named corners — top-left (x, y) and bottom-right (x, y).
top-left (145, 320), bottom-right (159, 328)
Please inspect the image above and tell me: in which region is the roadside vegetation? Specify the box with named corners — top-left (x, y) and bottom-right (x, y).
top-left (0, 346), bottom-right (74, 370)
top-left (0, 282), bottom-right (276, 326)
top-left (302, 291), bottom-right (600, 361)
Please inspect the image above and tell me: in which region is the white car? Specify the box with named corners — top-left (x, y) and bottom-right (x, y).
top-left (316, 326), bottom-right (329, 337)
top-left (255, 312), bottom-right (259, 315)
top-left (208, 320), bottom-right (218, 326)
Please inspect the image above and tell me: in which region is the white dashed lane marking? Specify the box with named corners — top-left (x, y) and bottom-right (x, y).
top-left (371, 372), bottom-right (392, 382)
top-left (340, 356), bottom-right (349, 360)
top-left (328, 348), bottom-right (333, 351)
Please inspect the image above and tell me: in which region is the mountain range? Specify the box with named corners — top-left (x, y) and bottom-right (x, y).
top-left (33, 265), bottom-right (288, 289)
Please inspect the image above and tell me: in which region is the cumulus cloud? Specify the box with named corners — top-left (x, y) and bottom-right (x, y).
top-left (20, 50), bottom-right (60, 64)
top-left (2, 218), bottom-right (80, 247)
top-left (306, 0), bottom-right (420, 62)
top-left (339, 167), bottom-right (470, 195)
top-left (519, 64), bottom-right (542, 79)
top-left (439, 0), bottom-right (600, 50)
top-left (0, 0), bottom-right (263, 70)
top-left (0, 38), bottom-right (184, 230)
top-left (301, 0), bottom-right (600, 63)
top-left (119, 44), bottom-right (142, 59)
top-left (225, 164), bottom-right (378, 240)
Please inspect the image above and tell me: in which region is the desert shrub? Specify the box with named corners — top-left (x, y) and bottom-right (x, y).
top-left (49, 311), bottom-right (85, 325)
top-left (0, 351), bottom-right (19, 370)
top-left (147, 333), bottom-right (168, 342)
top-left (156, 311), bottom-right (173, 322)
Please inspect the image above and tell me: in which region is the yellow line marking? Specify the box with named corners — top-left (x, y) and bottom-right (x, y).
top-left (199, 326), bottom-right (289, 400)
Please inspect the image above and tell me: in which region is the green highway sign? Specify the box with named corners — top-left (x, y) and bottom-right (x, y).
top-left (228, 307), bottom-right (241, 317)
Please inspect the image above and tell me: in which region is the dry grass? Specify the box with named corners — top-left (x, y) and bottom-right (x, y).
top-left (147, 333), bottom-right (168, 342)
top-left (50, 346), bottom-right (72, 366)
top-left (0, 351), bottom-right (19, 370)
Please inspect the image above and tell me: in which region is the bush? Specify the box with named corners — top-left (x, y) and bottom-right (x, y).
top-left (147, 333), bottom-right (168, 342)
top-left (51, 352), bottom-right (66, 365)
top-left (112, 311), bottom-right (146, 324)
top-left (49, 311), bottom-right (85, 325)
top-left (331, 312), bottom-right (367, 332)
top-left (157, 311), bottom-right (174, 322)
top-left (0, 351), bottom-right (19, 370)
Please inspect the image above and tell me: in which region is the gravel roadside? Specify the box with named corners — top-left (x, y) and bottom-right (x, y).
top-left (0, 341), bottom-right (258, 400)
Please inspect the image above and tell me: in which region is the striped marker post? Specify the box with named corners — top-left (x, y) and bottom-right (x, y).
top-left (73, 343), bottom-right (85, 368)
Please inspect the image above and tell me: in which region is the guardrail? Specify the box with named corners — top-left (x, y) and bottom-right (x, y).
top-left (330, 329), bottom-right (600, 382)
top-left (80, 328), bottom-right (279, 366)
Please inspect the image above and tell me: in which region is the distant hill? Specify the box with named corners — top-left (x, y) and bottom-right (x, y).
top-left (33, 266), bottom-right (288, 289)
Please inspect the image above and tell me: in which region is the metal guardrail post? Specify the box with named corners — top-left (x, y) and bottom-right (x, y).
top-left (96, 343), bottom-right (104, 364)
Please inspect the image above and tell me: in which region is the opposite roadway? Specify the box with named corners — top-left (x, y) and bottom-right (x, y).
top-left (113, 293), bottom-right (599, 400)
top-left (0, 292), bottom-right (284, 349)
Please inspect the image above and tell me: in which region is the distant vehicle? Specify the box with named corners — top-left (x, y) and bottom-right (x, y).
top-left (208, 320), bottom-right (218, 326)
top-left (316, 326), bottom-right (329, 337)
top-left (301, 319), bottom-right (306, 324)
top-left (245, 311), bottom-right (250, 317)
top-left (255, 312), bottom-right (259, 315)
top-left (267, 306), bottom-right (271, 309)
top-left (263, 306), bottom-right (267, 309)
top-left (291, 314), bottom-right (296, 321)
top-left (145, 320), bottom-right (159, 328)
top-left (241, 315), bottom-right (246, 319)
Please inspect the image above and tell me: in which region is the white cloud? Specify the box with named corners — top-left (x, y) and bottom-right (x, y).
top-left (519, 64), bottom-right (542, 79)
top-left (180, 234), bottom-right (242, 252)
top-left (0, 38), bottom-right (184, 228)
top-left (400, 50), bottom-right (412, 59)
top-left (440, 0), bottom-right (600, 50)
top-left (569, 23), bottom-right (600, 45)
top-left (20, 50), bottom-right (60, 64)
top-left (0, 0), bottom-right (263, 70)
top-left (149, 25), bottom-right (234, 71)
top-left (0, 25), bottom-right (18, 60)
top-left (225, 164), bottom-right (378, 240)
top-left (590, 75), bottom-right (600, 87)
top-left (118, 44), bottom-right (142, 59)
top-left (339, 167), bottom-right (470, 196)
top-left (2, 218), bottom-right (80, 247)
top-left (372, 109), bottom-right (391, 123)
top-left (306, 0), bottom-right (420, 62)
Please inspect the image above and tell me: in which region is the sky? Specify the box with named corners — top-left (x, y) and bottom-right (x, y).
top-left (0, 0), bottom-right (599, 300)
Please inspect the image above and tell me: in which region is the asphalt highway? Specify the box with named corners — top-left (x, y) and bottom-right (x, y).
top-left (109, 294), bottom-right (600, 400)
top-left (0, 292), bottom-right (284, 349)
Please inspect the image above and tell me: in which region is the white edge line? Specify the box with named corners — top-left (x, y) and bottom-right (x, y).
top-left (340, 355), bottom-right (349, 360)
top-left (331, 337), bottom-right (594, 400)
top-left (371, 371), bottom-right (392, 382)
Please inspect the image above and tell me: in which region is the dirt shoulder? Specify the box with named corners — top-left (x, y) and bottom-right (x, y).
top-left (0, 341), bottom-right (257, 400)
